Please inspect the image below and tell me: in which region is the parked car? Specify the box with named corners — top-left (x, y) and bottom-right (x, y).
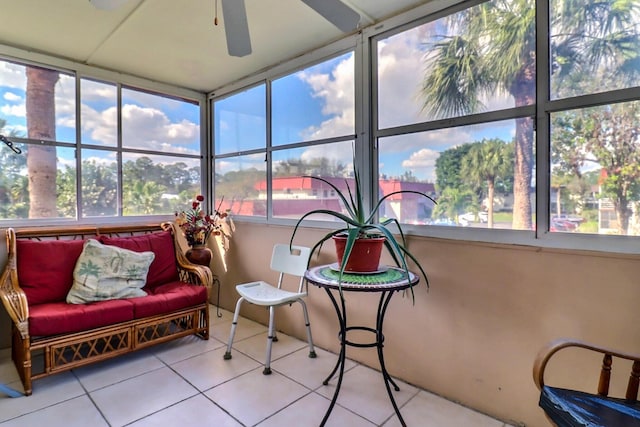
top-left (459, 211), bottom-right (488, 223)
top-left (550, 218), bottom-right (578, 232)
top-left (552, 214), bottom-right (584, 224)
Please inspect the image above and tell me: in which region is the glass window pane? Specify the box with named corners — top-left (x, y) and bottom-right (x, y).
top-left (550, 0), bottom-right (640, 99)
top-left (378, 118), bottom-right (535, 230)
top-left (214, 85), bottom-right (266, 155)
top-left (550, 101), bottom-right (640, 235)
top-left (122, 153), bottom-right (201, 216)
top-left (214, 154), bottom-right (266, 218)
top-left (81, 79), bottom-right (117, 147)
top-left (121, 88), bottom-right (200, 154)
top-left (272, 52), bottom-right (354, 145)
top-left (0, 145), bottom-right (76, 220)
top-left (378, 0), bottom-right (535, 129)
top-left (55, 73), bottom-right (76, 143)
top-left (81, 149), bottom-right (118, 217)
top-left (0, 61), bottom-right (76, 144)
top-left (271, 141), bottom-right (354, 220)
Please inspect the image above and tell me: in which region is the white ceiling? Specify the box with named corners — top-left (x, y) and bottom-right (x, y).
top-left (0, 0), bottom-right (428, 93)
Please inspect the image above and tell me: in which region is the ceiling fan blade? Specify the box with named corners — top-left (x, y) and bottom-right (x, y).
top-left (221, 0), bottom-right (252, 57)
top-left (301, 0), bottom-right (360, 33)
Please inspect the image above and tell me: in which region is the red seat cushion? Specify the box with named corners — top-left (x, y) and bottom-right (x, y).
top-left (29, 299), bottom-right (135, 336)
top-left (17, 239), bottom-right (87, 305)
top-left (100, 231), bottom-right (178, 288)
top-left (130, 281), bottom-right (207, 319)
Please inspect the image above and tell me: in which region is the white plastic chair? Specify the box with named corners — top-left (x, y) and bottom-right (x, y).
top-left (223, 244), bottom-right (316, 374)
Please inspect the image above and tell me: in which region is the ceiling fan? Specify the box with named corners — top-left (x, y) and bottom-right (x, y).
top-left (219, 0), bottom-right (361, 57)
top-left (88, 0), bottom-right (361, 58)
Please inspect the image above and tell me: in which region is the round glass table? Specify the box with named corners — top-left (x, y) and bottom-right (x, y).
top-left (305, 264), bottom-right (420, 427)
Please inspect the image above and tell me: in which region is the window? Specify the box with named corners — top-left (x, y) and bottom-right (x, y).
top-left (548, 0), bottom-right (640, 237)
top-left (0, 60), bottom-right (202, 223)
top-left (212, 52), bottom-right (355, 220)
top-left (375, 0), bottom-right (536, 231)
top-left (210, 0), bottom-right (640, 251)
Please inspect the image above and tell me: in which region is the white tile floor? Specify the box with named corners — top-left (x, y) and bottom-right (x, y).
top-left (0, 305), bottom-right (513, 426)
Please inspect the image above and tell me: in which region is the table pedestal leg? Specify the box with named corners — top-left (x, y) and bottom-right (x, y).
top-left (320, 289), bottom-right (406, 427)
top-left (377, 291), bottom-right (406, 426)
top-left (320, 288), bottom-right (347, 426)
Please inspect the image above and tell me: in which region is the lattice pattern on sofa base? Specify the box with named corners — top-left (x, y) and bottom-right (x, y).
top-left (30, 304), bottom-right (208, 380)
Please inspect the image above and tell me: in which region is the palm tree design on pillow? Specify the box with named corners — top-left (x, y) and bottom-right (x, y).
top-left (77, 260), bottom-right (101, 288)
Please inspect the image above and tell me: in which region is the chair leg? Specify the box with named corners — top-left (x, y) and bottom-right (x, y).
top-left (298, 298), bottom-right (316, 358)
top-left (223, 297), bottom-right (244, 360)
top-left (264, 305), bottom-right (276, 375)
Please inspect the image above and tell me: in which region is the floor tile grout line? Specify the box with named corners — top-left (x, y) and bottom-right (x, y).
top-left (70, 369), bottom-right (113, 427)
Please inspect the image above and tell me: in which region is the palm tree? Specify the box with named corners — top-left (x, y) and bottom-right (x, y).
top-left (420, 0), bottom-right (637, 231)
top-left (26, 67), bottom-right (59, 218)
top-left (421, 0), bottom-right (535, 230)
top-left (461, 139), bottom-right (512, 228)
top-left (432, 186), bottom-right (474, 225)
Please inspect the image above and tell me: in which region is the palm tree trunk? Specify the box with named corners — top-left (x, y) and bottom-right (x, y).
top-left (487, 180), bottom-right (495, 229)
top-left (512, 116), bottom-right (533, 230)
top-left (26, 67), bottom-right (59, 218)
top-left (615, 193), bottom-right (630, 235)
top-left (511, 62), bottom-right (536, 230)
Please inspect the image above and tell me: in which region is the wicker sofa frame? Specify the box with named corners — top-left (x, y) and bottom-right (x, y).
top-left (0, 222), bottom-right (212, 396)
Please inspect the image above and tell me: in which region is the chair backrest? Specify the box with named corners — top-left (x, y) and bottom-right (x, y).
top-left (270, 244), bottom-right (311, 277)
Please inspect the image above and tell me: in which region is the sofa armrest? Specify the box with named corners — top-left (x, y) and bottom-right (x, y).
top-left (0, 228), bottom-right (29, 339)
top-left (533, 338), bottom-right (640, 400)
top-left (161, 222), bottom-right (214, 290)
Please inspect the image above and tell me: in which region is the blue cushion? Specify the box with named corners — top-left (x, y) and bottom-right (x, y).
top-left (540, 386), bottom-right (640, 427)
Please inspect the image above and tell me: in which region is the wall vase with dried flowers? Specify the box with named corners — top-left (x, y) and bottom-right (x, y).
top-left (175, 194), bottom-right (231, 267)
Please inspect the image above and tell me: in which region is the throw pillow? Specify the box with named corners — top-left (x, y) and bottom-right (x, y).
top-left (100, 231), bottom-right (178, 288)
top-left (17, 238), bottom-right (87, 305)
top-left (67, 239), bottom-right (155, 304)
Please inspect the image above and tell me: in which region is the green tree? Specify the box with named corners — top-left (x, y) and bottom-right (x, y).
top-left (0, 119), bottom-right (27, 218)
top-left (461, 139), bottom-right (513, 228)
top-left (123, 180), bottom-right (167, 215)
top-left (432, 186), bottom-right (474, 224)
top-left (554, 103), bottom-right (640, 234)
top-left (81, 159), bottom-right (118, 217)
top-left (434, 144), bottom-right (473, 192)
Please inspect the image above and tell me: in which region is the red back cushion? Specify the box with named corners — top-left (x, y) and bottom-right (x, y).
top-left (17, 239), bottom-right (86, 305)
top-left (100, 231), bottom-right (178, 288)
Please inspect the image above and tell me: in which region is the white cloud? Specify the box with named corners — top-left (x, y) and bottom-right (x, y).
top-left (299, 142), bottom-right (353, 168)
top-left (297, 53), bottom-right (355, 140)
top-left (0, 61), bottom-right (26, 88)
top-left (401, 148), bottom-right (440, 181)
top-left (3, 92), bottom-right (21, 101)
top-left (0, 104), bottom-right (25, 117)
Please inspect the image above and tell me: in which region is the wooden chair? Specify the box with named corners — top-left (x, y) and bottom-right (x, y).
top-left (533, 338), bottom-right (640, 426)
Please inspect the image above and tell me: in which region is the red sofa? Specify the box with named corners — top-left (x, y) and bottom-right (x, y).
top-left (0, 223), bottom-right (212, 396)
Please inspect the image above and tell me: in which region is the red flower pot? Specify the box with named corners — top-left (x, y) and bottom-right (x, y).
top-left (332, 235), bottom-right (385, 272)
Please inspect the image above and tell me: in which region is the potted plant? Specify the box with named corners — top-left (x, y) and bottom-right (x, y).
top-left (289, 163), bottom-right (436, 290)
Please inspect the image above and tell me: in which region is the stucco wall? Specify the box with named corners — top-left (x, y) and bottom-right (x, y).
top-left (212, 223), bottom-right (640, 427)
top-left (1, 223), bottom-right (639, 426)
